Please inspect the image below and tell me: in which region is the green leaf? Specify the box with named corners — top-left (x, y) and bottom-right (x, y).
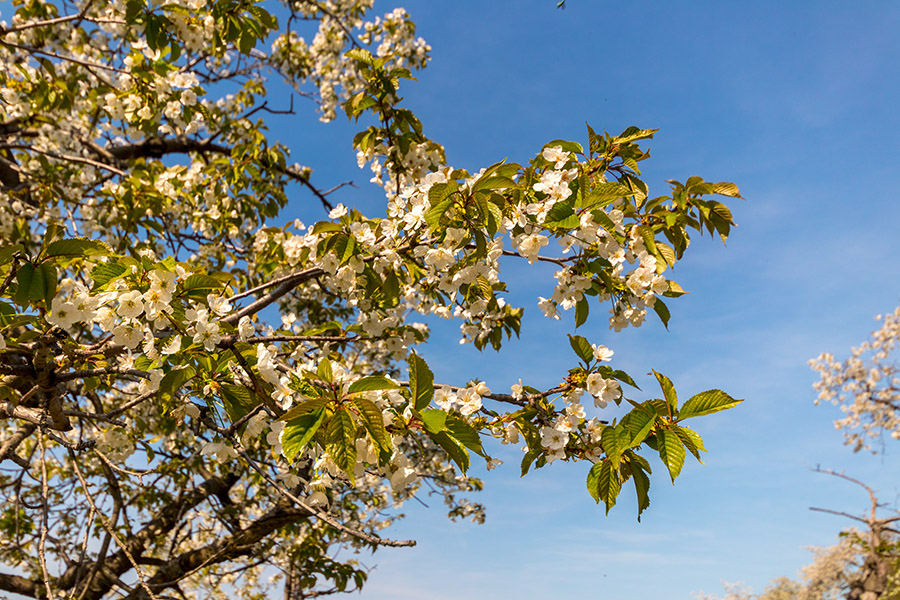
top-left (345, 47), bottom-right (375, 65)
top-left (311, 221), bottom-right (342, 234)
top-left (543, 203), bottom-right (579, 228)
top-left (568, 334), bottom-right (593, 364)
top-left (575, 297), bottom-right (589, 328)
top-left (91, 262), bottom-right (128, 290)
top-left (472, 175), bottom-right (516, 192)
top-left (663, 280), bottom-right (688, 298)
top-left (428, 181), bottom-right (458, 206)
top-left (473, 276), bottom-right (493, 300)
top-left (445, 414), bottom-right (485, 457)
top-left (673, 425), bottom-right (706, 461)
top-left (652, 370), bottom-right (678, 417)
top-left (587, 460), bottom-right (621, 514)
top-left (431, 430), bottom-right (470, 473)
top-left (424, 198), bottom-right (453, 231)
top-left (626, 452), bottom-right (651, 520)
top-left (220, 383), bottom-right (257, 422)
top-left (0, 244), bottom-right (23, 265)
top-left (616, 126), bottom-right (658, 143)
top-left (347, 376), bottom-right (399, 395)
top-left (678, 389), bottom-right (742, 420)
top-left (635, 225), bottom-right (658, 257)
top-left (44, 238), bottom-right (111, 258)
top-left (420, 408), bottom-right (447, 434)
top-left (317, 357), bottom-right (333, 382)
top-left (14, 263), bottom-right (34, 306)
top-left (621, 406), bottom-right (656, 448)
top-left (352, 398), bottom-right (392, 454)
top-left (658, 428), bottom-right (686, 483)
top-left (408, 353), bottom-right (434, 411)
top-left (277, 398), bottom-right (328, 422)
top-left (332, 233), bottom-right (356, 265)
top-left (325, 409), bottom-right (358, 478)
top-left (521, 447), bottom-right (541, 476)
top-left (37, 263), bottom-right (57, 307)
top-left (282, 408), bottom-right (327, 461)
top-left (652, 298), bottom-right (670, 329)
top-left (0, 306), bottom-right (37, 330)
top-left (158, 366), bottom-right (196, 404)
top-left (246, 5), bottom-right (277, 28)
top-left (713, 181), bottom-right (742, 198)
top-left (544, 139), bottom-right (583, 155)
top-left (181, 273), bottom-right (224, 293)
top-left (610, 369), bottom-right (640, 390)
top-left (599, 425), bottom-right (621, 466)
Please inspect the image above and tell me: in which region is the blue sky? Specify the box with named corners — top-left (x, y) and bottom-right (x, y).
top-left (270, 1), bottom-right (900, 598)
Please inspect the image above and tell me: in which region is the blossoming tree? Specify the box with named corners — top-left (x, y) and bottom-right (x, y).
top-left (0, 1), bottom-right (743, 598)
top-left (811, 304), bottom-right (900, 452)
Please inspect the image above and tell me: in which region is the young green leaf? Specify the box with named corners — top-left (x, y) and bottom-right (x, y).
top-left (44, 238), bottom-right (111, 258)
top-left (653, 298), bottom-right (671, 329)
top-left (575, 297), bottom-right (589, 328)
top-left (652, 370), bottom-right (678, 418)
top-left (420, 408), bottom-right (447, 434)
top-left (282, 408), bottom-right (327, 461)
top-left (352, 398), bottom-right (392, 454)
top-left (325, 409), bottom-right (358, 478)
top-left (431, 431), bottom-right (470, 473)
top-left (347, 376), bottom-right (399, 395)
top-left (626, 453), bottom-right (651, 520)
top-left (622, 406), bottom-right (656, 448)
top-left (278, 398), bottom-right (329, 422)
top-left (568, 334), bottom-right (593, 364)
top-left (673, 425), bottom-right (706, 461)
top-left (158, 366), bottom-right (196, 404)
top-left (220, 383), bottom-right (256, 422)
top-left (586, 460), bottom-right (621, 514)
top-left (658, 428), bottom-right (686, 483)
top-left (408, 353), bottom-right (434, 411)
top-left (317, 357), bottom-right (333, 383)
top-left (678, 389), bottom-right (742, 420)
top-left (445, 414), bottom-right (485, 457)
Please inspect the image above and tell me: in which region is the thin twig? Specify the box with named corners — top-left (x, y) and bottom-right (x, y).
top-left (0, 39), bottom-right (128, 73)
top-left (37, 432), bottom-right (54, 600)
top-left (69, 450), bottom-right (163, 600)
top-left (4, 143), bottom-right (127, 175)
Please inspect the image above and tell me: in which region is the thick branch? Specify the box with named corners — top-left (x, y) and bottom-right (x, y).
top-left (0, 571), bottom-right (40, 599)
top-left (0, 423), bottom-right (36, 466)
top-left (222, 268), bottom-right (324, 325)
top-left (104, 136), bottom-right (335, 209)
top-left (106, 138), bottom-right (232, 161)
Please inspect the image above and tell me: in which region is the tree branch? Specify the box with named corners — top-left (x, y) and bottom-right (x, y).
top-left (0, 571), bottom-right (40, 598)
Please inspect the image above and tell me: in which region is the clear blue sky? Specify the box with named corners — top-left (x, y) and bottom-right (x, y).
top-left (271, 1), bottom-right (900, 597)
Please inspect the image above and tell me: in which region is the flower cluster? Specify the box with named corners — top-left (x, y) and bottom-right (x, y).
top-left (810, 303), bottom-right (900, 451)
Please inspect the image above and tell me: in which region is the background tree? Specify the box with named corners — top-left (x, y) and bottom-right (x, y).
top-left (697, 470), bottom-right (900, 600)
top-left (0, 1), bottom-right (743, 598)
top-left (811, 303), bottom-right (900, 453)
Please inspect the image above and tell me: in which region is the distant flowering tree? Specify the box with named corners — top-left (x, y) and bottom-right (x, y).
top-left (811, 304), bottom-right (900, 451)
top-left (0, 1), bottom-right (743, 598)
